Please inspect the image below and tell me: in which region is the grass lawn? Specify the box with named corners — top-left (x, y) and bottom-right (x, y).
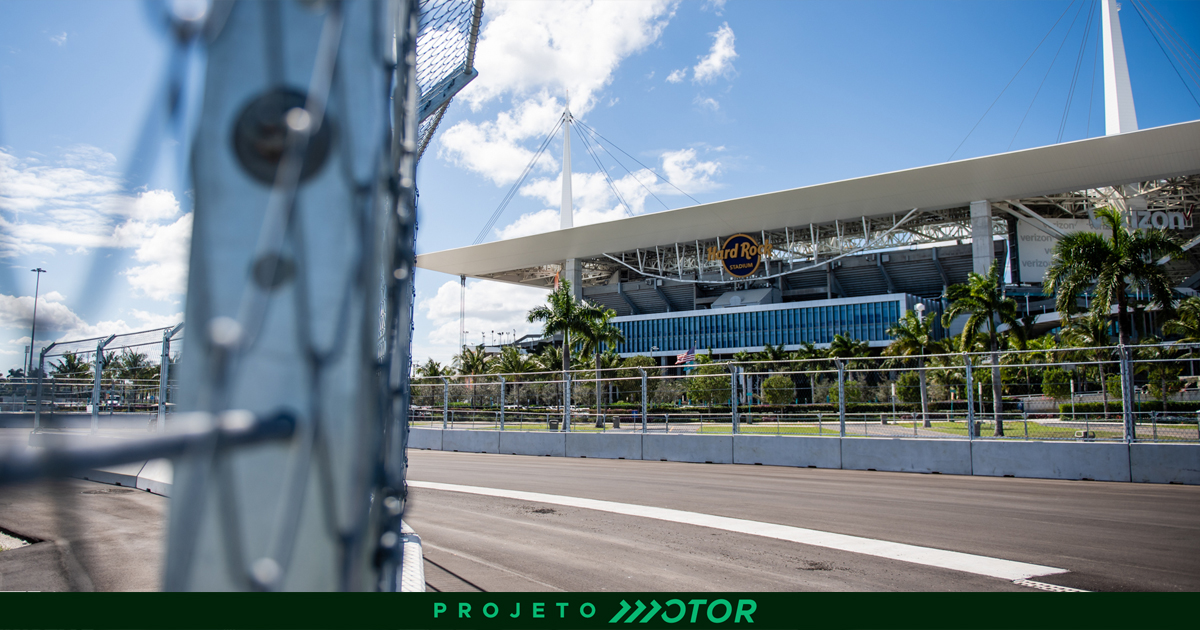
top-left (697, 424), bottom-right (841, 436)
top-left (915, 421), bottom-right (1125, 440)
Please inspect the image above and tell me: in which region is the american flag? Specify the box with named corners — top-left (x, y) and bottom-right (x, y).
top-left (675, 345), bottom-right (696, 365)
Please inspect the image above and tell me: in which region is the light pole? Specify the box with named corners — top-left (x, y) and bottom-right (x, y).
top-left (28, 268), bottom-right (46, 379)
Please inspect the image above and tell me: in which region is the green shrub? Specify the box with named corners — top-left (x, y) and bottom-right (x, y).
top-left (761, 374), bottom-right (795, 405)
top-left (1040, 367), bottom-right (1072, 401)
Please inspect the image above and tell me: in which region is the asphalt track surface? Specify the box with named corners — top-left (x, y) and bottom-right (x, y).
top-left (404, 450), bottom-right (1200, 593)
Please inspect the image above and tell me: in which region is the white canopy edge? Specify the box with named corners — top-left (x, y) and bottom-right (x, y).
top-left (417, 120), bottom-right (1200, 279)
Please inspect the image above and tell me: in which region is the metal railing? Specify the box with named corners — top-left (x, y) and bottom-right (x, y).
top-left (411, 341), bottom-right (1200, 443)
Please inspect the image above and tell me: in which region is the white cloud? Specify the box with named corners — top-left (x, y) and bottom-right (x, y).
top-left (491, 149), bottom-right (721, 240)
top-left (693, 23), bottom-right (737, 84)
top-left (666, 68), bottom-right (687, 83)
top-left (413, 279), bottom-right (549, 364)
top-left (694, 96), bottom-right (720, 111)
top-left (117, 213), bottom-right (192, 301)
top-left (0, 291), bottom-right (181, 345)
top-left (437, 0), bottom-right (677, 185)
top-left (0, 147), bottom-right (191, 302)
top-left (50, 32), bottom-right (67, 46)
top-left (702, 0), bottom-right (727, 14)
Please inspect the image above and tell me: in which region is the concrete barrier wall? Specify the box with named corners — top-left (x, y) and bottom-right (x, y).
top-left (644, 434), bottom-right (733, 464)
top-left (442, 430), bottom-right (500, 454)
top-left (82, 461), bottom-right (146, 487)
top-left (499, 431), bottom-right (565, 457)
top-left (734, 435), bottom-right (841, 469)
top-left (841, 438), bottom-right (973, 475)
top-left (566, 432), bottom-right (642, 460)
top-left (972, 441), bottom-right (1131, 482)
top-left (136, 458), bottom-right (173, 496)
top-left (1130, 443), bottom-right (1200, 484)
top-left (408, 427), bottom-right (443, 450)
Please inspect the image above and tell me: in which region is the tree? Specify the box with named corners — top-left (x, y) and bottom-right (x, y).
top-left (489, 347), bottom-right (538, 407)
top-left (1040, 367), bottom-right (1072, 401)
top-left (577, 307), bottom-right (625, 420)
top-left (943, 260), bottom-right (1019, 436)
top-left (761, 374), bottom-right (795, 405)
top-left (50, 351), bottom-right (92, 381)
top-left (1163, 296), bottom-right (1200, 342)
top-left (1045, 206), bottom-right (1182, 347)
top-left (115, 349), bottom-right (156, 380)
top-left (1136, 340), bottom-right (1182, 410)
top-left (617, 355), bottom-right (657, 402)
top-left (687, 354), bottom-right (731, 407)
top-left (1061, 312), bottom-right (1115, 417)
top-left (884, 310), bottom-right (939, 427)
top-left (452, 345), bottom-right (491, 408)
top-left (526, 279), bottom-right (605, 376)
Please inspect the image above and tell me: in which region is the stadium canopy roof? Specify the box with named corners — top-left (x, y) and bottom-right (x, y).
top-left (417, 119), bottom-right (1200, 281)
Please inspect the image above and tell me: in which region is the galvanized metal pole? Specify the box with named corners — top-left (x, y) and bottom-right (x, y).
top-left (33, 344), bottom-right (54, 430)
top-left (91, 335), bottom-right (114, 434)
top-left (441, 377), bottom-right (449, 430)
top-left (1119, 344), bottom-right (1134, 442)
top-left (965, 354), bottom-right (975, 440)
top-left (731, 365), bottom-right (740, 434)
top-left (564, 373), bottom-right (572, 432)
top-left (639, 368), bottom-right (647, 433)
top-left (837, 360), bottom-right (846, 437)
top-left (499, 376), bottom-right (505, 431)
top-left (157, 324), bottom-right (182, 432)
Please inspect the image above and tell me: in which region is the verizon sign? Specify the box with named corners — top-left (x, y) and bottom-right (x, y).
top-left (1016, 219), bottom-right (1106, 283)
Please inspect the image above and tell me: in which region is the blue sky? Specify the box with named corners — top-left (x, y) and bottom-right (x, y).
top-left (2, 0), bottom-right (1199, 373)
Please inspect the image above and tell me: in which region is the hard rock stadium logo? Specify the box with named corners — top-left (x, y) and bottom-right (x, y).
top-left (706, 233), bottom-right (773, 278)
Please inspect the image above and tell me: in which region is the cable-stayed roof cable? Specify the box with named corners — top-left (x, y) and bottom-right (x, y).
top-left (1130, 0), bottom-right (1200, 110)
top-left (575, 121), bottom-right (674, 213)
top-left (1008, 0), bottom-right (1089, 150)
top-left (574, 123), bottom-right (635, 217)
top-left (946, 0), bottom-right (1079, 161)
top-left (1059, 0), bottom-right (1098, 143)
top-left (575, 120), bottom-right (701, 205)
top-left (472, 116), bottom-right (564, 244)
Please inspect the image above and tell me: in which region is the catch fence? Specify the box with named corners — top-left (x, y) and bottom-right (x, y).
top-left (411, 342), bottom-right (1200, 443)
top-left (2, 324), bottom-right (184, 432)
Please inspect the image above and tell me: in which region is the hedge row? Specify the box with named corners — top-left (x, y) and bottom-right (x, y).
top-left (1060, 401), bottom-right (1200, 416)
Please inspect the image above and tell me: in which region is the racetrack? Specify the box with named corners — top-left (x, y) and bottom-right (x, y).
top-left (405, 449), bottom-right (1200, 592)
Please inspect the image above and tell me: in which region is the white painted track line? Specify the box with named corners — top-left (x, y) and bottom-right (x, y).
top-left (410, 480), bottom-right (1067, 582)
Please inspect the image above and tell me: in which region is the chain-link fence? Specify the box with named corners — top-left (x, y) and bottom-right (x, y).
top-left (412, 342), bottom-right (1200, 443)
top-left (2, 324), bottom-right (184, 425)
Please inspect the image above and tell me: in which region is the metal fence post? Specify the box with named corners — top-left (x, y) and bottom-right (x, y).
top-left (499, 376), bottom-right (505, 431)
top-left (836, 360), bottom-right (846, 437)
top-left (639, 368), bottom-right (647, 434)
top-left (965, 354), bottom-right (975, 440)
top-left (91, 334), bottom-right (116, 434)
top-left (1119, 344), bottom-right (1134, 442)
top-left (33, 344), bottom-right (54, 430)
top-left (441, 376), bottom-right (449, 430)
top-left (564, 373), bottom-right (572, 432)
top-left (731, 365), bottom-right (740, 434)
top-left (158, 324), bottom-right (183, 432)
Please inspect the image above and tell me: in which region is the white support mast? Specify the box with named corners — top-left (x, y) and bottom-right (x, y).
top-left (1102, 0), bottom-right (1138, 135)
top-left (561, 100), bottom-right (583, 299)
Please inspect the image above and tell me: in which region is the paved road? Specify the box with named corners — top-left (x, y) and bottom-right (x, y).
top-left (404, 450), bottom-right (1200, 592)
top-left (0, 428), bottom-right (166, 591)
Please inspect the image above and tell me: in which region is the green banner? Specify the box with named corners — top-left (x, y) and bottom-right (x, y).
top-left (0, 593), bottom-right (1195, 629)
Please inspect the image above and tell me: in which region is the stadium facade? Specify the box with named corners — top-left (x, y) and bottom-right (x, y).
top-left (417, 1), bottom-right (1200, 364)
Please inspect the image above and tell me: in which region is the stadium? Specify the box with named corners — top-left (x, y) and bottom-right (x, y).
top-left (416, 0), bottom-right (1200, 366)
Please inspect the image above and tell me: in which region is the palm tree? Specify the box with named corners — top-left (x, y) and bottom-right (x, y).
top-left (943, 260), bottom-right (1019, 435)
top-left (50, 351), bottom-right (92, 381)
top-left (1062, 312), bottom-right (1115, 417)
top-left (1045, 206), bottom-right (1182, 346)
top-left (526, 279), bottom-right (605, 376)
top-left (415, 359), bottom-right (448, 378)
top-left (577, 307), bottom-right (625, 421)
top-left (884, 310), bottom-right (939, 427)
top-left (1163, 296), bottom-right (1200, 342)
top-left (453, 345), bottom-right (491, 409)
top-left (490, 346), bottom-right (538, 406)
top-left (826, 334), bottom-right (869, 366)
